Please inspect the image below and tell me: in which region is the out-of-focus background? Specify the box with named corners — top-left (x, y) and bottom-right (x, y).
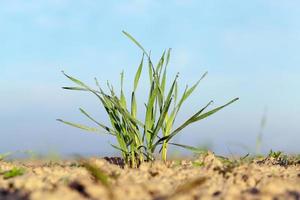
top-left (1, 0), bottom-right (299, 156)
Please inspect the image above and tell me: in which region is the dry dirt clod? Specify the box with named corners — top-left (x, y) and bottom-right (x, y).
top-left (103, 157), bottom-right (126, 169)
top-left (69, 181), bottom-right (91, 199)
top-left (0, 187), bottom-right (30, 200)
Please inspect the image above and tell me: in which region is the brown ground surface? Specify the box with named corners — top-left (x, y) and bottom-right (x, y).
top-left (0, 152), bottom-right (300, 200)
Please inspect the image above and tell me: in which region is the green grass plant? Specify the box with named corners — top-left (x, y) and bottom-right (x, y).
top-left (58, 31), bottom-right (238, 167)
top-left (1, 167), bottom-right (25, 179)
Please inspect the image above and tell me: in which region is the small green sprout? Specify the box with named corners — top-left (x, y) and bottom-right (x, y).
top-left (81, 161), bottom-right (109, 187)
top-left (268, 150), bottom-right (281, 159)
top-left (192, 161), bottom-right (204, 167)
top-left (2, 167), bottom-right (25, 179)
top-left (81, 160), bottom-right (114, 199)
top-left (256, 150), bottom-right (294, 166)
top-left (58, 31), bottom-right (238, 167)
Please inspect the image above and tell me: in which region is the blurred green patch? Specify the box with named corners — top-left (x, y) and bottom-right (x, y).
top-left (1, 167), bottom-right (25, 179)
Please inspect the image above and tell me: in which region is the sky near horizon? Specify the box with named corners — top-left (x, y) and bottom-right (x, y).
top-left (1, 0), bottom-right (299, 156)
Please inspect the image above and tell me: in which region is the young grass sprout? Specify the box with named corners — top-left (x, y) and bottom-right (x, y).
top-left (58, 31), bottom-right (239, 167)
top-left (1, 167), bottom-right (25, 179)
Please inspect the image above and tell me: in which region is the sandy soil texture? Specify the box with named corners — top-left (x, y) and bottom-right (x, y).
top-left (0, 152), bottom-right (300, 200)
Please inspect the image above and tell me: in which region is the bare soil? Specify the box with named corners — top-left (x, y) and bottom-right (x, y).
top-left (0, 152), bottom-right (300, 200)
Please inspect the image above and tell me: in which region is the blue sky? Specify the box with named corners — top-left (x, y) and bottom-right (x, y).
top-left (1, 0), bottom-right (299, 156)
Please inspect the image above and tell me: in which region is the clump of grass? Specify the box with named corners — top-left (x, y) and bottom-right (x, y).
top-left (256, 150), bottom-right (300, 166)
top-left (1, 167), bottom-right (25, 179)
top-left (268, 150), bottom-right (283, 159)
top-left (58, 31), bottom-right (238, 167)
top-left (214, 153), bottom-right (251, 176)
top-left (267, 150), bottom-right (290, 166)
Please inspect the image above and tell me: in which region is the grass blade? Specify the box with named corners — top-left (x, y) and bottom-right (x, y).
top-left (193, 98), bottom-right (239, 122)
top-left (120, 71), bottom-right (127, 108)
top-left (57, 119), bottom-right (99, 132)
top-left (134, 54), bottom-right (144, 91)
top-left (131, 92), bottom-right (137, 118)
top-left (167, 98), bottom-right (239, 142)
top-left (62, 86), bottom-right (88, 91)
top-left (79, 108), bottom-right (116, 135)
top-left (165, 48), bottom-right (171, 67)
top-left (182, 71), bottom-right (207, 103)
top-left (152, 100), bottom-right (214, 147)
top-left (122, 31), bottom-right (149, 57)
